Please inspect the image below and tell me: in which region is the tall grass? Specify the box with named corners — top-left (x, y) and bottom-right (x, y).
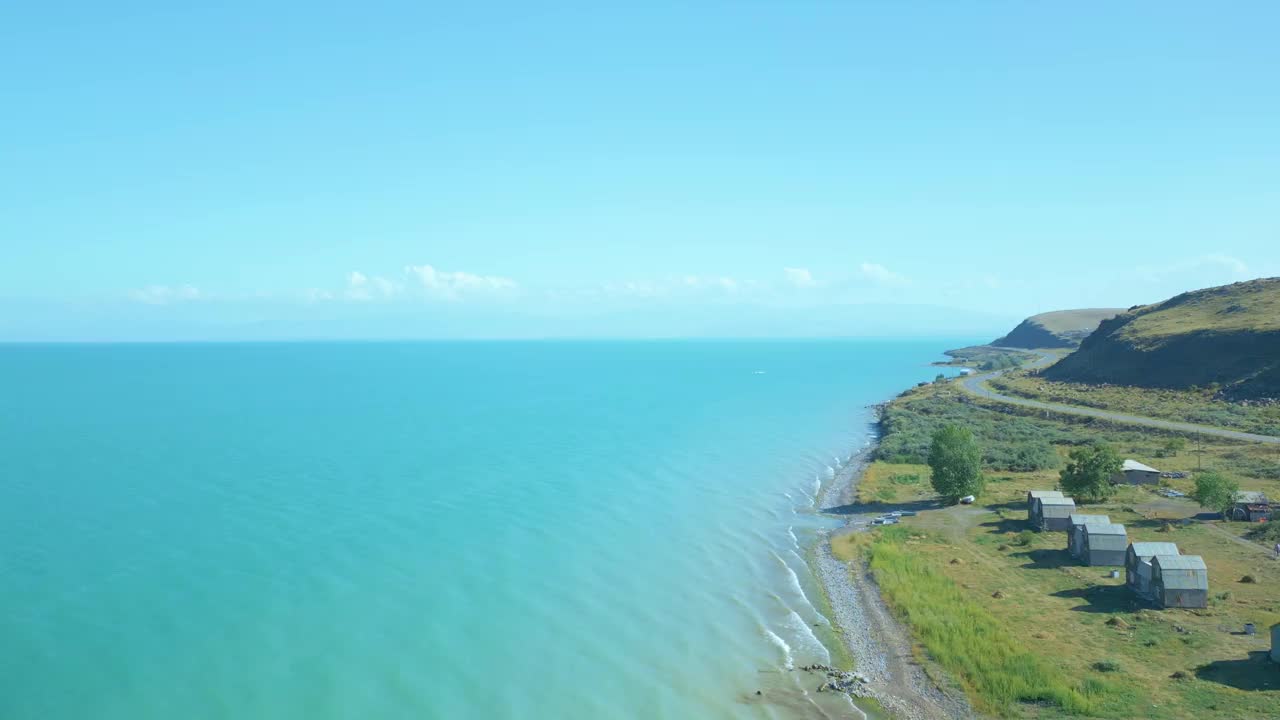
top-left (867, 526), bottom-right (1101, 716)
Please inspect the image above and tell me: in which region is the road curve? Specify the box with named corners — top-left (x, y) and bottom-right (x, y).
top-left (956, 348), bottom-right (1280, 445)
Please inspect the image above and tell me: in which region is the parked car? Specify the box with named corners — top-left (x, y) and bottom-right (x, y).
top-left (959, 495), bottom-right (976, 504)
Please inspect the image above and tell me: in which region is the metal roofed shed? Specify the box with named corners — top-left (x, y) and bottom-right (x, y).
top-left (1067, 514), bottom-right (1111, 558)
top-left (1081, 523), bottom-right (1128, 567)
top-left (1231, 490), bottom-right (1273, 522)
top-left (1026, 490), bottom-right (1063, 515)
top-left (1126, 542), bottom-right (1180, 595)
top-left (1112, 459), bottom-right (1161, 485)
top-left (1151, 554), bottom-right (1208, 608)
top-left (1033, 496), bottom-right (1077, 531)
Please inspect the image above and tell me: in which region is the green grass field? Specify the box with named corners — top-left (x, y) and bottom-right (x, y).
top-left (845, 382), bottom-right (1280, 718)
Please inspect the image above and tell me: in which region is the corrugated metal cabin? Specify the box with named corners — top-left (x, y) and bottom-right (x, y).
top-left (1027, 490), bottom-right (1063, 517)
top-left (1067, 514), bottom-right (1111, 558)
top-left (1034, 496), bottom-right (1077, 531)
top-left (1126, 542), bottom-right (1180, 595)
top-left (1151, 554), bottom-right (1208, 609)
top-left (1081, 523), bottom-right (1128, 566)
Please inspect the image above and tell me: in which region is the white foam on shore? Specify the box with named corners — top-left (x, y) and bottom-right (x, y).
top-left (772, 551), bottom-right (814, 613)
top-left (763, 626), bottom-right (795, 670)
top-left (782, 609), bottom-right (832, 664)
top-left (786, 525), bottom-right (799, 549)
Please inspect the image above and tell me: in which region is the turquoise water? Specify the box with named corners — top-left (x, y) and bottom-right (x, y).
top-left (0, 340), bottom-right (957, 719)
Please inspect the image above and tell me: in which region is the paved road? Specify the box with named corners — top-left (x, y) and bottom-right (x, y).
top-left (956, 348), bottom-right (1280, 445)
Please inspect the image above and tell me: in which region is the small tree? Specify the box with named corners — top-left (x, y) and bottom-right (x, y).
top-left (928, 424), bottom-right (985, 504)
top-left (1162, 437), bottom-right (1187, 457)
top-left (1059, 443), bottom-right (1122, 503)
top-left (1191, 470), bottom-right (1238, 519)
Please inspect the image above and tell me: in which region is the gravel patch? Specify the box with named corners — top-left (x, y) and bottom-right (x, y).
top-left (814, 418), bottom-right (972, 720)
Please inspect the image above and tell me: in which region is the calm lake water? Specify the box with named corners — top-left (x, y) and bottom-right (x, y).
top-left (0, 340), bottom-right (959, 719)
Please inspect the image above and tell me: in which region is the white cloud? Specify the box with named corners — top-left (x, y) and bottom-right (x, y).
top-left (404, 264), bottom-right (516, 301)
top-left (682, 275), bottom-right (738, 291)
top-left (345, 271), bottom-right (371, 301)
top-left (372, 276), bottom-right (399, 297)
top-left (784, 267), bottom-right (816, 288)
top-left (604, 275), bottom-right (740, 299)
top-left (604, 280), bottom-right (664, 298)
top-left (130, 285), bottom-right (202, 305)
top-left (344, 271), bottom-right (401, 302)
top-left (858, 262), bottom-right (908, 286)
top-left (1202, 254), bottom-right (1250, 275)
top-left (1137, 254), bottom-right (1251, 282)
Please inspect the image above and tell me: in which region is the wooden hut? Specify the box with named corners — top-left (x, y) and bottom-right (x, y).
top-left (1081, 523), bottom-right (1128, 567)
top-left (1033, 496), bottom-right (1076, 531)
top-left (1125, 542), bottom-right (1180, 596)
top-left (1151, 554), bottom-right (1208, 609)
top-left (1067, 514), bottom-right (1111, 558)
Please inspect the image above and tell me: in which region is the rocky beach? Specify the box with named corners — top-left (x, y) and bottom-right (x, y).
top-left (812, 424), bottom-right (971, 720)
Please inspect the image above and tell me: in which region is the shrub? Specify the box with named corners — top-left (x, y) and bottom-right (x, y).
top-left (1092, 660), bottom-right (1122, 673)
top-left (1244, 519), bottom-right (1280, 545)
top-left (1015, 530), bottom-right (1036, 546)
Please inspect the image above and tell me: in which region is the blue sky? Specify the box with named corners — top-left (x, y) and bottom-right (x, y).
top-left (3, 2), bottom-right (1278, 340)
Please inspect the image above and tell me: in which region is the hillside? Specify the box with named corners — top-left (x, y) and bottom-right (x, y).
top-left (1043, 278), bottom-right (1280, 400)
top-left (990, 308), bottom-right (1123, 348)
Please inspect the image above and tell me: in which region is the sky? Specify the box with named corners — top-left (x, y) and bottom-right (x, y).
top-left (2, 2), bottom-right (1278, 340)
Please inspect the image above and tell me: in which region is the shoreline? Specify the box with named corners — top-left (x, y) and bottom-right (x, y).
top-left (811, 409), bottom-right (971, 720)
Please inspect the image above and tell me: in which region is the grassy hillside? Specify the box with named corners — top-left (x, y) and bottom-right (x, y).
top-left (992, 308), bottom-right (1123, 349)
top-left (1044, 278), bottom-right (1280, 400)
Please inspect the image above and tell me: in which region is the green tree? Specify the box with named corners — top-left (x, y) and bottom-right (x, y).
top-left (1059, 443), bottom-right (1122, 503)
top-left (1191, 470), bottom-right (1238, 519)
top-left (928, 424), bottom-right (985, 504)
top-left (1162, 437), bottom-right (1187, 457)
